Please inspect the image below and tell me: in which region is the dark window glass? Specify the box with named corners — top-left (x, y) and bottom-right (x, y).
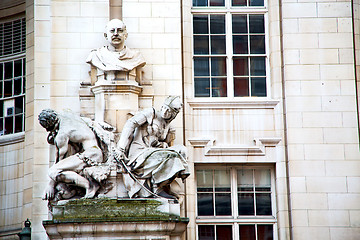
top-left (251, 77), bottom-right (266, 96)
top-left (195, 78), bottom-right (210, 97)
top-left (198, 225), bottom-right (215, 240)
top-left (198, 193), bottom-right (214, 216)
top-left (194, 36), bottom-right (209, 55)
top-left (239, 225), bottom-right (256, 240)
top-left (3, 22), bottom-right (12, 56)
top-left (4, 62), bottom-right (13, 79)
top-left (215, 193), bottom-right (232, 215)
top-left (216, 225), bottom-right (232, 240)
top-left (194, 15), bottom-right (209, 34)
top-left (14, 59), bottom-right (22, 77)
top-left (4, 80), bottom-right (12, 97)
top-left (210, 0), bottom-right (225, 6)
top-left (249, 15), bottom-right (265, 33)
top-left (14, 77), bottom-right (22, 95)
top-left (15, 115), bottom-right (23, 133)
top-left (5, 116), bottom-right (13, 134)
top-left (257, 225), bottom-right (273, 240)
top-left (211, 57), bottom-right (226, 76)
top-left (0, 101), bottom-right (3, 117)
top-left (211, 78), bottom-right (227, 97)
top-left (233, 57), bottom-right (248, 76)
top-left (211, 36), bottom-right (226, 54)
top-left (15, 97), bottom-right (23, 114)
top-left (238, 193), bottom-right (254, 215)
top-left (194, 57), bottom-right (210, 76)
top-left (193, 0), bottom-right (208, 7)
top-left (232, 0), bottom-right (247, 6)
top-left (22, 77), bottom-right (26, 94)
top-left (0, 63), bottom-right (3, 80)
top-left (233, 35), bottom-right (248, 54)
top-left (0, 118), bottom-right (3, 135)
top-left (250, 57), bottom-right (266, 76)
top-left (232, 15), bottom-right (247, 34)
top-left (0, 81), bottom-right (3, 98)
top-left (250, 0), bottom-right (264, 6)
top-left (22, 58), bottom-right (25, 75)
top-left (234, 77), bottom-right (249, 97)
top-left (250, 35), bottom-right (265, 54)
top-left (210, 15), bottom-right (225, 34)
top-left (256, 193), bottom-right (272, 215)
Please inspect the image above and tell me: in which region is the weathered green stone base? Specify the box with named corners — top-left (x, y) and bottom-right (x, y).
top-left (43, 198), bottom-right (188, 240)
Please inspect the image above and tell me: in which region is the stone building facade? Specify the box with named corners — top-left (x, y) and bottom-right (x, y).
top-left (0, 0), bottom-right (359, 239)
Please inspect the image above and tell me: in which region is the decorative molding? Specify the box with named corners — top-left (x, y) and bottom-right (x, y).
top-left (187, 99), bottom-right (280, 109)
top-left (0, 132), bottom-right (25, 146)
top-left (188, 137), bottom-right (281, 156)
top-left (91, 83), bottom-right (142, 95)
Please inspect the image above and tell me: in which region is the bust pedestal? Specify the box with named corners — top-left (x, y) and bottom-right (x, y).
top-left (43, 198), bottom-right (188, 240)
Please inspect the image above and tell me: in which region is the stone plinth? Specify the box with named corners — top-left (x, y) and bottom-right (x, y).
top-left (91, 82), bottom-right (142, 132)
top-left (43, 198), bottom-right (188, 240)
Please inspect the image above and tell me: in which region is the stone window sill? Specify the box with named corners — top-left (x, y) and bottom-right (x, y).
top-left (187, 98), bottom-right (280, 109)
top-left (0, 132), bottom-right (25, 146)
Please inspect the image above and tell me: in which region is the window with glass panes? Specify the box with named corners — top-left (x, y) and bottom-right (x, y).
top-left (196, 167), bottom-right (276, 240)
top-left (192, 0), bottom-right (267, 98)
top-left (0, 18), bottom-right (26, 136)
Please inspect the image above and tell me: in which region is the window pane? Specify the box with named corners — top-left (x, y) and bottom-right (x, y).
top-left (210, 15), bottom-right (225, 34)
top-left (5, 116), bottom-right (13, 134)
top-left (238, 193), bottom-right (254, 215)
top-left (4, 62), bottom-right (12, 79)
top-left (0, 118), bottom-right (3, 136)
top-left (194, 36), bottom-right (209, 54)
top-left (0, 101), bottom-right (3, 117)
top-left (216, 225), bottom-right (232, 240)
top-left (255, 169), bottom-right (271, 191)
top-left (250, 57), bottom-right (266, 76)
top-left (234, 77), bottom-right (249, 97)
top-left (232, 15), bottom-right (247, 34)
top-left (195, 78), bottom-right (210, 97)
top-left (194, 57), bottom-right (210, 76)
top-left (233, 35), bottom-right (248, 54)
top-left (211, 78), bottom-right (227, 97)
top-left (237, 169), bottom-right (253, 191)
top-left (197, 169), bottom-right (213, 192)
top-left (250, 0), bottom-right (264, 6)
top-left (249, 15), bottom-right (265, 33)
top-left (198, 225), bottom-right (215, 240)
top-left (210, 0), bottom-right (225, 6)
top-left (250, 35), bottom-right (265, 54)
top-left (194, 15), bottom-right (209, 34)
top-left (15, 115), bottom-right (23, 133)
top-left (215, 193), bottom-right (232, 215)
top-left (256, 193), bottom-right (272, 215)
top-left (233, 57), bottom-right (248, 76)
top-left (15, 97), bottom-right (23, 114)
top-left (0, 81), bottom-right (2, 98)
top-left (211, 57), bottom-right (226, 76)
top-left (239, 225), bottom-right (256, 240)
top-left (22, 77), bottom-right (26, 94)
top-left (198, 193), bottom-right (214, 216)
top-left (14, 59), bottom-right (22, 77)
top-left (215, 170), bottom-right (230, 191)
top-left (4, 80), bottom-right (12, 97)
top-left (22, 58), bottom-right (25, 75)
top-left (257, 225), bottom-right (273, 240)
top-left (211, 36), bottom-right (226, 54)
top-left (251, 77), bottom-right (266, 96)
top-left (232, 0), bottom-right (247, 6)
top-left (14, 77), bottom-right (22, 95)
top-left (0, 63), bottom-right (3, 80)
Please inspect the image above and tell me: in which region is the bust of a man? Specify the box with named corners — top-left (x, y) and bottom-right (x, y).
top-left (86, 19), bottom-right (146, 83)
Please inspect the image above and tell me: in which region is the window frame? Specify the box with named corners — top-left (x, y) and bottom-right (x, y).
top-left (195, 165), bottom-right (277, 240)
top-left (191, 0), bottom-right (270, 99)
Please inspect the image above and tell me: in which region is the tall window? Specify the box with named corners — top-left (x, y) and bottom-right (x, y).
top-left (0, 18), bottom-right (26, 136)
top-left (192, 0), bottom-right (267, 97)
top-left (196, 166), bottom-right (276, 240)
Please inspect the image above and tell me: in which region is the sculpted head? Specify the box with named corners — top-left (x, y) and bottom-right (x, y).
top-left (161, 96), bottom-right (182, 122)
top-left (104, 19), bottom-right (128, 50)
top-left (38, 109), bottom-right (59, 131)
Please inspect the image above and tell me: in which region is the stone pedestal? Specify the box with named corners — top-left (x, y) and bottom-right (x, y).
top-left (43, 199), bottom-right (188, 240)
top-left (91, 82), bottom-right (142, 132)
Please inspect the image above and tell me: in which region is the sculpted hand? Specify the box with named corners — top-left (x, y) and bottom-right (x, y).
top-left (43, 185), bottom-right (55, 200)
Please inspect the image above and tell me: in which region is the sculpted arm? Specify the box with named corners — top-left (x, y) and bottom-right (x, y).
top-left (54, 132), bottom-right (70, 161)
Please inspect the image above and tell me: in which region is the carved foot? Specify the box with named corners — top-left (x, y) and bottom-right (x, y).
top-left (83, 182), bottom-right (100, 199)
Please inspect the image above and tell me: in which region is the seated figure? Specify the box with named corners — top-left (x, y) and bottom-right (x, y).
top-left (86, 19), bottom-right (146, 83)
top-left (115, 96), bottom-right (190, 199)
top-left (39, 109), bottom-right (115, 201)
